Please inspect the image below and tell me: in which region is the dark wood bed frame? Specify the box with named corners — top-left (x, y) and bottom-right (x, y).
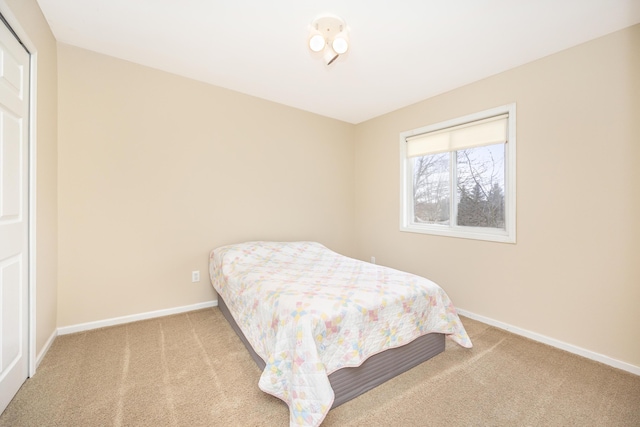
top-left (217, 296), bottom-right (445, 408)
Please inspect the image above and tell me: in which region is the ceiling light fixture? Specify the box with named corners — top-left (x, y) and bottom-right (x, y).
top-left (308, 15), bottom-right (349, 66)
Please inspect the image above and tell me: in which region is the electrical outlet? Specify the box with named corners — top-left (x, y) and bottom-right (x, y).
top-left (370, 256), bottom-right (376, 264)
top-left (191, 270), bottom-right (200, 282)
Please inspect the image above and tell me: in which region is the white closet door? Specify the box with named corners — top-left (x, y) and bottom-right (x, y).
top-left (0, 17), bottom-right (30, 414)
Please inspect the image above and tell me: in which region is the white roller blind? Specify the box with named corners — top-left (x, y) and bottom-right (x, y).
top-left (406, 114), bottom-right (508, 158)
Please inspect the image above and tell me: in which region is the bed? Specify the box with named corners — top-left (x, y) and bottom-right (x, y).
top-left (209, 241), bottom-right (472, 427)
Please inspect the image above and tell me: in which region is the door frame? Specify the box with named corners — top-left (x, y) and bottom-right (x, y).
top-left (0, 1), bottom-right (39, 377)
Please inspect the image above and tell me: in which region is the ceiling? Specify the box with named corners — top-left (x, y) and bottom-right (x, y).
top-left (36, 0), bottom-right (640, 124)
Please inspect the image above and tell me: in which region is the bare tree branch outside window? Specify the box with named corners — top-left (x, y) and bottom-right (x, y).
top-left (412, 153), bottom-right (449, 224)
top-left (456, 145), bottom-right (505, 228)
top-left (412, 144), bottom-right (505, 229)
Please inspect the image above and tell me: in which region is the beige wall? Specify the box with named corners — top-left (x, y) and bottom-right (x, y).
top-left (56, 23), bottom-right (640, 369)
top-left (57, 44), bottom-right (355, 327)
top-left (353, 25), bottom-right (640, 367)
top-left (1, 0), bottom-right (58, 358)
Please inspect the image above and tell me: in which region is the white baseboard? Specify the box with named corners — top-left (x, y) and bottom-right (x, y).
top-left (33, 328), bottom-right (58, 374)
top-left (47, 302), bottom-right (639, 377)
top-left (457, 308), bottom-right (640, 377)
top-left (57, 300), bottom-right (218, 336)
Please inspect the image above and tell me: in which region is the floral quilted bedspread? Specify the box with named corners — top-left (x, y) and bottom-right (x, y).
top-left (209, 241), bottom-right (472, 427)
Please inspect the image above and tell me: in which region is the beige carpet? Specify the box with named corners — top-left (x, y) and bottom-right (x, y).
top-left (1, 308), bottom-right (639, 426)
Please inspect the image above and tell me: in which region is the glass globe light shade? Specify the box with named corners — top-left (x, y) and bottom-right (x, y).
top-left (332, 34), bottom-right (349, 54)
top-left (309, 34), bottom-right (326, 52)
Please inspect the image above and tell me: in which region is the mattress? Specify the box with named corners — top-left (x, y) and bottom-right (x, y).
top-left (209, 241), bottom-right (471, 427)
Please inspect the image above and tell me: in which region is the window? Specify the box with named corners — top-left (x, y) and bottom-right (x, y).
top-left (400, 104), bottom-right (516, 243)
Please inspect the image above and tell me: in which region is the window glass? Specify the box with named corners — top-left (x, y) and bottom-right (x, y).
top-left (456, 144), bottom-right (505, 228)
top-left (412, 152), bottom-right (449, 225)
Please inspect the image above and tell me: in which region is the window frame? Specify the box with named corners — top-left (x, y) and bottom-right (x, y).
top-left (399, 104), bottom-right (516, 243)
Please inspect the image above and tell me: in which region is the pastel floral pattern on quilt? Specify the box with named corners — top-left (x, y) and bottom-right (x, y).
top-left (209, 241), bottom-right (472, 427)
